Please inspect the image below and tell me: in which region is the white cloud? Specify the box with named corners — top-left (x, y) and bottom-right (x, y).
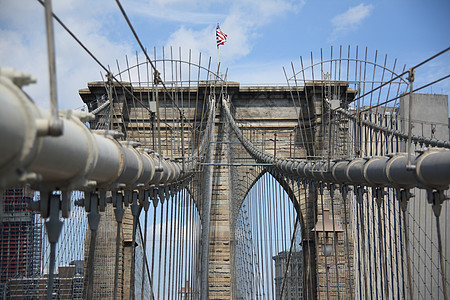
top-left (0, 0), bottom-right (305, 110)
top-left (127, 3), bottom-right (225, 25)
top-left (329, 3), bottom-right (374, 41)
top-left (163, 0), bottom-right (305, 64)
top-left (0, 0), bottom-right (133, 110)
top-left (165, 26), bottom-right (215, 59)
top-left (229, 60), bottom-right (293, 85)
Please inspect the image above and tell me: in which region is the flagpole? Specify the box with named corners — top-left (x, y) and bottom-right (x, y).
top-left (217, 45), bottom-right (220, 78)
top-left (216, 23), bottom-right (220, 78)
top-left (216, 23), bottom-right (226, 79)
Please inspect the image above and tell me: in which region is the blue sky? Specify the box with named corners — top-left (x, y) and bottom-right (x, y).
top-left (0, 0), bottom-right (448, 110)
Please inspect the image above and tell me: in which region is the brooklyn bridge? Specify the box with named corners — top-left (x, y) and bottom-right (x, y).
top-left (0, 1), bottom-right (449, 299)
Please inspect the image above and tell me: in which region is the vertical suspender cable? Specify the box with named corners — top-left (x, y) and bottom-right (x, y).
top-left (256, 175), bottom-right (264, 296)
top-left (435, 213), bottom-right (449, 300)
top-left (272, 174), bottom-right (280, 297)
top-left (176, 191), bottom-right (183, 298)
top-left (377, 194), bottom-right (389, 299)
top-left (257, 175), bottom-right (265, 296)
top-left (278, 176), bottom-right (286, 298)
top-left (171, 192), bottom-right (179, 299)
top-left (302, 182), bottom-right (314, 300)
top-left (168, 192), bottom-right (175, 299)
top-left (382, 194), bottom-right (390, 299)
top-left (288, 178), bottom-right (296, 296)
top-left (341, 186), bottom-right (353, 299)
top-left (251, 172), bottom-right (261, 298)
top-left (150, 201), bottom-right (157, 295)
top-left (246, 177), bottom-right (254, 297)
top-left (261, 173), bottom-right (270, 297)
top-left (200, 97), bottom-right (214, 299)
top-left (387, 190), bottom-right (395, 298)
top-left (329, 187), bottom-right (341, 300)
top-left (113, 197), bottom-right (123, 300)
top-left (360, 199), bottom-right (369, 300)
top-left (182, 189), bottom-right (188, 299)
top-left (189, 188), bottom-right (195, 298)
top-left (136, 220), bottom-right (155, 300)
top-left (167, 193), bottom-right (175, 298)
top-left (393, 193), bottom-right (402, 299)
top-left (262, 173), bottom-right (271, 298)
top-left (355, 201), bottom-right (364, 300)
top-left (177, 190), bottom-right (185, 297)
top-left (138, 199), bottom-right (149, 300)
top-left (397, 196), bottom-right (406, 298)
top-left (158, 198), bottom-right (169, 298)
top-left (269, 173), bottom-right (276, 298)
top-left (319, 186), bottom-right (330, 299)
top-left (184, 188), bottom-right (189, 297)
top-left (400, 199), bottom-right (413, 299)
top-left (310, 183), bottom-right (321, 300)
top-left (129, 198), bottom-right (139, 299)
top-left (366, 191), bottom-right (374, 299)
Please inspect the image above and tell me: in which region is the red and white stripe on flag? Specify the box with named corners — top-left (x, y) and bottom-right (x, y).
top-left (216, 24), bottom-right (227, 47)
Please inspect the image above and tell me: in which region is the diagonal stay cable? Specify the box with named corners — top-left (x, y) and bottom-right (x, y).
top-left (350, 47), bottom-right (449, 111)
top-left (38, 0), bottom-right (215, 163)
top-left (360, 73), bottom-right (450, 112)
top-left (36, 0), bottom-right (155, 115)
top-left (115, 0), bottom-right (216, 126)
top-left (37, 0), bottom-right (235, 167)
top-left (37, 0), bottom-right (191, 135)
top-left (137, 219), bottom-right (156, 300)
top-left (280, 213), bottom-right (300, 298)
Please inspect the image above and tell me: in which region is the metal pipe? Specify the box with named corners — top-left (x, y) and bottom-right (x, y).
top-left (221, 96), bottom-right (450, 190)
top-left (415, 148), bottom-right (450, 189)
top-left (0, 70), bottom-right (183, 191)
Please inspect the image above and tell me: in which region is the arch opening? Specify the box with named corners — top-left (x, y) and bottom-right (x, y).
top-left (135, 187), bottom-right (202, 299)
top-left (234, 172), bottom-right (303, 299)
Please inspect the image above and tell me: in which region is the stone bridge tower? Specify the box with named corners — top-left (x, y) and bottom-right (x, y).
top-left (79, 80), bottom-right (357, 299)
top-left (210, 82), bottom-right (356, 299)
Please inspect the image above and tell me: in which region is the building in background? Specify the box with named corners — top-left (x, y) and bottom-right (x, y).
top-left (0, 186), bottom-right (41, 296)
top-left (273, 250), bottom-right (303, 300)
top-left (6, 261), bottom-right (84, 299)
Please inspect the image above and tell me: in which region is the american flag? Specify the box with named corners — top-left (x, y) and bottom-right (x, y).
top-left (216, 24), bottom-right (227, 47)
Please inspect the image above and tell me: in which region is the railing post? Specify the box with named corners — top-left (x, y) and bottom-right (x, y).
top-left (406, 68), bottom-right (415, 170)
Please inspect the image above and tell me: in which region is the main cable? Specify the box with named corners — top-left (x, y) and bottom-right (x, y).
top-left (36, 0), bottom-right (158, 118)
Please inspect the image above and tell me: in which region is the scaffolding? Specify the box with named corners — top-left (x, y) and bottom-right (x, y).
top-left (0, 186), bottom-right (42, 297)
